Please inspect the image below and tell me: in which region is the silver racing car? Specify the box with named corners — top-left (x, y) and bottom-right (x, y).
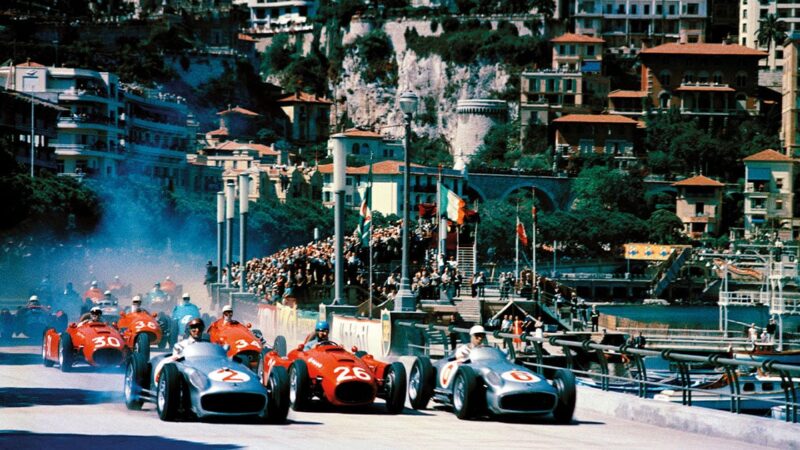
top-left (407, 346), bottom-right (576, 422)
top-left (123, 342), bottom-right (289, 422)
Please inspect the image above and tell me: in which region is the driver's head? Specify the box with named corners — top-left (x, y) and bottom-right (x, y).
top-left (469, 325), bottom-right (486, 347)
top-left (182, 293), bottom-right (190, 303)
top-left (222, 304), bottom-right (233, 321)
top-left (28, 295), bottom-right (39, 306)
top-left (315, 320), bottom-right (330, 341)
top-left (188, 318), bottom-right (204, 339)
top-left (154, 282), bottom-right (160, 289)
top-left (131, 295), bottom-right (142, 311)
top-left (90, 306), bottom-right (102, 321)
top-left (104, 290), bottom-right (112, 298)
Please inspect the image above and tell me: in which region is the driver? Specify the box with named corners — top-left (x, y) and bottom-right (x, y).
top-left (171, 293), bottom-right (200, 321)
top-left (455, 325), bottom-right (487, 361)
top-left (128, 295), bottom-right (147, 314)
top-left (207, 304), bottom-right (235, 334)
top-left (27, 295), bottom-right (41, 308)
top-left (78, 306), bottom-right (103, 324)
top-left (172, 318), bottom-right (206, 356)
top-left (304, 320), bottom-right (331, 350)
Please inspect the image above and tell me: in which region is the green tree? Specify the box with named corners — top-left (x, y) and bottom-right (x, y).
top-left (757, 13), bottom-right (787, 70)
top-left (572, 166), bottom-right (646, 216)
top-left (410, 135), bottom-right (453, 167)
top-left (646, 209), bottom-right (687, 244)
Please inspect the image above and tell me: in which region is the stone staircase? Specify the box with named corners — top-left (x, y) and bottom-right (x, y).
top-left (454, 297), bottom-right (482, 324)
top-left (457, 246), bottom-right (476, 277)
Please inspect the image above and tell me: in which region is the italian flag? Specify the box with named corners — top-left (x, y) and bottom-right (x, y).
top-left (439, 183), bottom-right (466, 225)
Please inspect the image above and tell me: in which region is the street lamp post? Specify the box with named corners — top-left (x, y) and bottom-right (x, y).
top-left (332, 137), bottom-right (346, 305)
top-left (224, 180), bottom-right (235, 287)
top-left (30, 92), bottom-right (35, 178)
top-left (216, 191), bottom-right (224, 284)
top-left (238, 173), bottom-right (250, 293)
top-left (394, 91), bottom-right (419, 312)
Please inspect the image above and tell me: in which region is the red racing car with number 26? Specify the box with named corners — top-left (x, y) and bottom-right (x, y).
top-left (42, 320), bottom-right (128, 372)
top-left (262, 335), bottom-right (407, 414)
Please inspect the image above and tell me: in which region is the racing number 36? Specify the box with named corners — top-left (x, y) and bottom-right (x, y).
top-left (92, 336), bottom-right (121, 348)
top-left (334, 366), bottom-right (371, 382)
top-left (134, 321), bottom-right (157, 331)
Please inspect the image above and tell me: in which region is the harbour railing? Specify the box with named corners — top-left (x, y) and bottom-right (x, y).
top-left (396, 321), bottom-right (800, 423)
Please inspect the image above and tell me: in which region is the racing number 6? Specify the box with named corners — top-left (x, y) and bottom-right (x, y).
top-left (334, 366), bottom-right (371, 382)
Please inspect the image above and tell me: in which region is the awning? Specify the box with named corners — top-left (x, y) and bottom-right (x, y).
top-left (581, 61), bottom-right (602, 73)
top-left (751, 217), bottom-right (766, 224)
top-left (747, 167), bottom-right (771, 181)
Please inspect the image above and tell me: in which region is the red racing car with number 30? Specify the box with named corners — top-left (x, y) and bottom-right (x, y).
top-left (42, 321), bottom-right (129, 371)
top-left (262, 336), bottom-right (407, 414)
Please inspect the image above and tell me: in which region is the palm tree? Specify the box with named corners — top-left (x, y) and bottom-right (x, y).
top-left (756, 13), bottom-right (788, 70)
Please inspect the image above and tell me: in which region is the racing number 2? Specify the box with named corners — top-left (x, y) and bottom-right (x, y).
top-left (92, 336), bottom-right (121, 348)
top-left (334, 366), bottom-right (371, 382)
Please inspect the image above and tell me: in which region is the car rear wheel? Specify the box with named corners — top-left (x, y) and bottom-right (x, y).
top-left (158, 316), bottom-right (170, 350)
top-left (157, 363), bottom-right (182, 421)
top-left (289, 359), bottom-right (310, 411)
top-left (263, 365), bottom-right (290, 423)
top-left (452, 365), bottom-right (479, 420)
top-left (383, 362), bottom-right (407, 414)
top-left (42, 329), bottom-right (54, 367)
top-left (408, 357), bottom-right (435, 410)
top-left (552, 369), bottom-right (576, 424)
top-left (133, 332), bottom-right (150, 361)
top-left (273, 336), bottom-right (287, 357)
top-left (58, 332), bottom-right (73, 372)
top-left (124, 353), bottom-right (148, 410)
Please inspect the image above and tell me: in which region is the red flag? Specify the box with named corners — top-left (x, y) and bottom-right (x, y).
top-left (516, 221), bottom-right (529, 247)
top-left (532, 206), bottom-right (537, 225)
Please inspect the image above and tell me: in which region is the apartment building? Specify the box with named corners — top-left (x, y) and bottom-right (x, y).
top-left (743, 149), bottom-right (798, 239)
top-left (672, 175), bottom-right (725, 238)
top-left (739, 0), bottom-right (800, 69)
top-left (233, 0), bottom-right (317, 35)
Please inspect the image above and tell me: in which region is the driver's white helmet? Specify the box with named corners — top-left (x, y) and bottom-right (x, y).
top-left (469, 325), bottom-right (486, 336)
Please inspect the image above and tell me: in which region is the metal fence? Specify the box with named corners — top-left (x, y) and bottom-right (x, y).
top-left (396, 321), bottom-right (800, 423)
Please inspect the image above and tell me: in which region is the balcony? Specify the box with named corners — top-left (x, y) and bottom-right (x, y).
top-left (59, 113), bottom-right (123, 131)
top-left (129, 116), bottom-right (188, 135)
top-left (52, 142), bottom-right (125, 158)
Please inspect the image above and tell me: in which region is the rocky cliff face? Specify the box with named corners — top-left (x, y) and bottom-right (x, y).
top-left (333, 18), bottom-right (517, 144)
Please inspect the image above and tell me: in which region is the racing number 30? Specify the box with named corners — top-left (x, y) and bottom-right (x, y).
top-left (92, 336), bottom-right (121, 348)
top-left (334, 366), bottom-right (371, 382)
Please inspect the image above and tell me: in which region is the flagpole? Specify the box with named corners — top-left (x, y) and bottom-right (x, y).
top-left (368, 151), bottom-right (374, 319)
top-left (515, 202), bottom-right (520, 280)
top-left (532, 187), bottom-right (537, 278)
top-left (437, 164), bottom-right (445, 264)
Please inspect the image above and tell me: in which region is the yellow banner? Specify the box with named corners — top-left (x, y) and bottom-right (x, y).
top-left (624, 243), bottom-right (690, 260)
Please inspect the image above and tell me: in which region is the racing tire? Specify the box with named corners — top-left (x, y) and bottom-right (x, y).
top-left (263, 365), bottom-right (290, 423)
top-left (289, 359), bottom-right (311, 411)
top-left (383, 361), bottom-right (407, 414)
top-left (42, 329), bottom-right (54, 367)
top-left (552, 369), bottom-right (577, 424)
top-left (157, 363), bottom-right (182, 421)
top-left (452, 365), bottom-right (479, 420)
top-left (408, 357), bottom-right (435, 410)
top-left (133, 332), bottom-right (151, 361)
top-left (273, 336), bottom-right (287, 357)
top-left (58, 332), bottom-right (73, 372)
top-left (124, 352), bottom-right (147, 410)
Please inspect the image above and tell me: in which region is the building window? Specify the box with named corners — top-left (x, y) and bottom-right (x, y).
top-left (742, 23), bottom-right (747, 32)
top-left (346, 177), bottom-right (353, 186)
top-left (777, 178), bottom-right (784, 189)
top-left (606, 3), bottom-right (613, 13)
top-left (345, 194), bottom-right (352, 205)
top-left (323, 191), bottom-right (331, 202)
top-left (631, 4), bottom-right (638, 14)
top-left (644, 4), bottom-right (650, 14)
top-left (660, 70), bottom-right (671, 86)
top-left (735, 72), bottom-right (748, 88)
top-left (712, 72), bottom-right (723, 84)
top-left (669, 4), bottom-right (676, 14)
top-left (698, 71), bottom-right (709, 83)
top-left (617, 4), bottom-right (625, 13)
top-left (695, 202), bottom-right (705, 215)
top-left (579, 139), bottom-right (594, 153)
top-left (777, 199), bottom-right (784, 210)
top-left (656, 4), bottom-right (663, 14)
top-left (529, 79), bottom-right (538, 92)
top-left (659, 92), bottom-right (671, 108)
top-left (743, 9), bottom-right (747, 18)
top-left (351, 143), bottom-right (359, 155)
top-left (683, 71), bottom-right (695, 83)
top-left (587, 45), bottom-right (595, 56)
top-left (687, 3), bottom-right (699, 14)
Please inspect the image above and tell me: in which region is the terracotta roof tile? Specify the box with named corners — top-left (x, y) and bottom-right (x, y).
top-left (333, 128), bottom-right (383, 138)
top-left (276, 92), bottom-right (333, 105)
top-left (217, 106), bottom-right (261, 117)
top-left (743, 149), bottom-right (794, 162)
top-left (672, 175), bottom-right (725, 187)
top-left (317, 160), bottom-right (425, 175)
top-left (17, 61), bottom-right (46, 68)
top-left (551, 33), bottom-right (605, 44)
top-left (215, 141), bottom-right (279, 156)
top-left (640, 43), bottom-right (767, 57)
top-left (608, 90), bottom-right (648, 98)
top-left (552, 114), bottom-right (639, 124)
top-left (207, 127), bottom-right (229, 136)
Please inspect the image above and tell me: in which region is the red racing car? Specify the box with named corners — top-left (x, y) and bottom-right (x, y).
top-left (262, 336), bottom-right (406, 414)
top-left (42, 320), bottom-right (129, 372)
top-left (117, 310), bottom-right (163, 360)
top-left (207, 319), bottom-right (264, 370)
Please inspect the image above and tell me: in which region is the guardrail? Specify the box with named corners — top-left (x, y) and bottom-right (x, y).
top-left (395, 321), bottom-right (800, 423)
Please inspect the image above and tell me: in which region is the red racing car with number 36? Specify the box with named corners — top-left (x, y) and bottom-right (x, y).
top-left (42, 320), bottom-right (129, 372)
top-left (262, 335), bottom-right (407, 414)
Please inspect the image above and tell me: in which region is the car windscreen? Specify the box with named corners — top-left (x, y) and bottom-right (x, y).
top-left (182, 342), bottom-right (227, 359)
top-left (469, 346), bottom-right (507, 362)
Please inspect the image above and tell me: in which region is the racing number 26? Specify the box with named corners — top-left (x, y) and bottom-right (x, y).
top-left (334, 366), bottom-right (371, 382)
top-left (92, 336), bottom-right (121, 348)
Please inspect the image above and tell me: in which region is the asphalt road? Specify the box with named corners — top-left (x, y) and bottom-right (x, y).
top-left (0, 342), bottom-right (765, 450)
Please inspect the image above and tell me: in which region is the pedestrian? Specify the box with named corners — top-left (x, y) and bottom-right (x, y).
top-left (748, 323), bottom-right (758, 343)
top-left (766, 317), bottom-right (777, 343)
top-left (590, 306), bottom-right (599, 332)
